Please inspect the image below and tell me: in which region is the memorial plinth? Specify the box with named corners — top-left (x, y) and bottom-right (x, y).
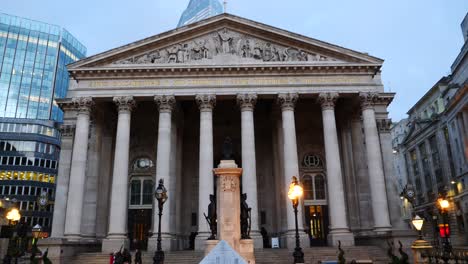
top-left (209, 160), bottom-right (255, 264)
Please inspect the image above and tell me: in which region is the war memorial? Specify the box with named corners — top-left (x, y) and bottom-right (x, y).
top-left (39, 13), bottom-right (413, 263)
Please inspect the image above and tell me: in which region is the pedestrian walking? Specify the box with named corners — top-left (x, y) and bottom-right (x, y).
top-left (134, 249), bottom-right (142, 264)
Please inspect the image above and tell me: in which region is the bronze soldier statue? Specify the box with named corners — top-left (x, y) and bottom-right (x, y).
top-left (204, 194), bottom-right (217, 240)
top-left (240, 193), bottom-right (251, 239)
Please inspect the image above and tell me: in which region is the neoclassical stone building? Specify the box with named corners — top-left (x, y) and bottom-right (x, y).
top-left (49, 14), bottom-right (408, 252)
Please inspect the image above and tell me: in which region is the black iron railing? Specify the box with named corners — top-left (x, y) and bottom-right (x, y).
top-left (422, 248), bottom-right (468, 263)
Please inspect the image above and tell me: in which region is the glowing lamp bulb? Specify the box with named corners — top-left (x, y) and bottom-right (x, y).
top-left (412, 215), bottom-right (424, 231)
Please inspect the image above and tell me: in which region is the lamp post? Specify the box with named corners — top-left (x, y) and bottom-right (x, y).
top-left (411, 215), bottom-right (432, 264)
top-left (288, 176), bottom-right (304, 264)
top-left (153, 179), bottom-right (168, 264)
top-left (411, 215), bottom-right (424, 240)
top-left (437, 197), bottom-right (451, 254)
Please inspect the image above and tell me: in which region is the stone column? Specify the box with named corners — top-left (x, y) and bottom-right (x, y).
top-left (149, 95), bottom-right (176, 251)
top-left (102, 96), bottom-right (135, 252)
top-left (237, 93), bottom-right (261, 247)
top-left (64, 97), bottom-right (94, 241)
top-left (378, 118), bottom-right (408, 230)
top-left (277, 93), bottom-right (306, 248)
top-left (317, 93), bottom-right (354, 246)
top-left (360, 92), bottom-right (392, 232)
top-left (195, 94), bottom-right (216, 248)
top-left (51, 124), bottom-right (75, 238)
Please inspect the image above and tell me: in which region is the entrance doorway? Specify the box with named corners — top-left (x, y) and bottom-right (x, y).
top-left (127, 176), bottom-right (154, 250)
top-left (304, 205), bottom-right (329, 246)
top-left (128, 209), bottom-right (152, 250)
top-left (300, 169), bottom-right (329, 246)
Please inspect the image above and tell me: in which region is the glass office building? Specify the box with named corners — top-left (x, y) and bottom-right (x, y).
top-left (177, 0), bottom-right (224, 27)
top-left (0, 13), bottom-right (86, 232)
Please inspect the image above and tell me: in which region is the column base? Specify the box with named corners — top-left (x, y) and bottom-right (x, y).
top-left (102, 236), bottom-right (129, 254)
top-left (282, 230), bottom-right (309, 249)
top-left (327, 230), bottom-right (355, 246)
top-left (250, 230), bottom-right (263, 249)
top-left (374, 226), bottom-right (392, 234)
top-left (195, 232), bottom-right (212, 251)
top-left (147, 234), bottom-right (173, 252)
top-left (64, 234), bottom-right (81, 242)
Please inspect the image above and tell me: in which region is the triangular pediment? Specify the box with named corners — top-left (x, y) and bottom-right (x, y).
top-left (69, 14), bottom-right (383, 70)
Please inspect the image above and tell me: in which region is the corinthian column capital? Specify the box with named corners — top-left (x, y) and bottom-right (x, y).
top-left (237, 93), bottom-right (257, 111)
top-left (359, 92), bottom-right (379, 110)
top-left (71, 97), bottom-right (94, 114)
top-left (154, 95), bottom-right (176, 113)
top-left (113, 96), bottom-right (136, 112)
top-left (277, 93), bottom-right (298, 111)
top-left (195, 94), bottom-right (216, 112)
top-left (318, 92), bottom-right (339, 110)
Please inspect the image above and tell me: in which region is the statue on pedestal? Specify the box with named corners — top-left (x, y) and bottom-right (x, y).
top-left (240, 193), bottom-right (251, 239)
top-left (222, 136), bottom-right (234, 160)
top-left (204, 194), bottom-right (217, 240)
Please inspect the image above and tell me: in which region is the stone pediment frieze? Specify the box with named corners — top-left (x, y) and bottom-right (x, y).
top-left (69, 14), bottom-right (383, 71)
top-left (111, 28), bottom-right (343, 66)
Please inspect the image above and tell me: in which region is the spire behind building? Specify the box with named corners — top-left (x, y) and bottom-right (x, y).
top-left (177, 0), bottom-right (224, 28)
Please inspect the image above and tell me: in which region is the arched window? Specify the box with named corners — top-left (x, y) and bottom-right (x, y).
top-left (302, 175), bottom-right (313, 200)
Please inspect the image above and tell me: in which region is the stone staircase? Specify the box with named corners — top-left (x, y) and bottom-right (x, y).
top-left (255, 246), bottom-right (388, 264)
top-left (70, 246), bottom-right (388, 264)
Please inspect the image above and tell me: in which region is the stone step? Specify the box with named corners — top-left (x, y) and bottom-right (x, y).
top-left (70, 246), bottom-right (389, 264)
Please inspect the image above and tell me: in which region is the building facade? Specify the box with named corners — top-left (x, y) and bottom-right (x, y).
top-left (47, 14), bottom-right (408, 254)
top-left (0, 13), bottom-right (86, 232)
top-left (177, 0), bottom-right (223, 27)
top-left (394, 13), bottom-right (468, 247)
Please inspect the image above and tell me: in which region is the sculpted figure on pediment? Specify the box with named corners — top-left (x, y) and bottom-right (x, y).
top-left (241, 40), bottom-right (252, 58)
top-left (191, 40), bottom-right (209, 60)
top-left (112, 29), bottom-right (338, 65)
top-left (218, 28), bottom-right (233, 54)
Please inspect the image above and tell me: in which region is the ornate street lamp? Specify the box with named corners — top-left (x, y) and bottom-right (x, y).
top-left (437, 197), bottom-right (451, 254)
top-left (153, 179), bottom-right (168, 264)
top-left (411, 215), bottom-right (432, 264)
top-left (288, 176), bottom-right (304, 264)
top-left (6, 208), bottom-right (21, 225)
top-left (411, 215), bottom-right (424, 240)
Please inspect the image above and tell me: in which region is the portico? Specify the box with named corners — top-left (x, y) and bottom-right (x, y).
top-left (48, 14), bottom-right (405, 254)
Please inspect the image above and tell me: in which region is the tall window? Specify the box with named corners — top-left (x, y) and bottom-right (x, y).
top-left (301, 174), bottom-right (326, 201)
top-left (429, 135), bottom-right (443, 184)
top-left (419, 143), bottom-right (433, 200)
top-left (129, 177), bottom-right (153, 208)
top-left (444, 127), bottom-right (456, 178)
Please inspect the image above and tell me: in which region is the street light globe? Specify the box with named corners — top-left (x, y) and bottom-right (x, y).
top-left (288, 176), bottom-right (303, 200)
top-left (6, 208), bottom-right (21, 222)
top-left (412, 215), bottom-right (424, 231)
top-left (438, 198), bottom-right (450, 210)
top-left (155, 179), bottom-right (168, 204)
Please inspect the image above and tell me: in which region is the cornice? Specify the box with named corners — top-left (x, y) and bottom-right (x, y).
top-left (69, 64), bottom-right (381, 80)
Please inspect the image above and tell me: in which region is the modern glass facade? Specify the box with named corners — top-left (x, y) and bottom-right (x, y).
top-left (177, 0), bottom-right (223, 27)
top-left (0, 13), bottom-right (86, 121)
top-left (0, 13), bottom-right (86, 232)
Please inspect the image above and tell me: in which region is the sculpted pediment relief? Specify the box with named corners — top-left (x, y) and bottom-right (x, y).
top-left (111, 28), bottom-right (344, 66)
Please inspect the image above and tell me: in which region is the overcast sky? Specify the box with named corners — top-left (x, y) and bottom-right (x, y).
top-left (2, 0), bottom-right (467, 121)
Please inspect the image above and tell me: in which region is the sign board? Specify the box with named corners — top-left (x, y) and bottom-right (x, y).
top-left (271, 237), bottom-right (280, 248)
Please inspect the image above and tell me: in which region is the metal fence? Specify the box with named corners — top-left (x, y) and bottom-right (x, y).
top-left (422, 248), bottom-right (468, 264)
